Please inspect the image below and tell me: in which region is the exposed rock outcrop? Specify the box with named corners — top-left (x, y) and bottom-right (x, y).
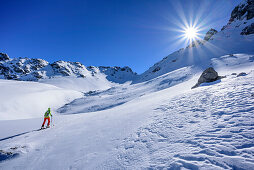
top-left (229, 0), bottom-right (254, 23)
top-left (221, 0), bottom-right (254, 34)
top-left (186, 40), bottom-right (203, 48)
top-left (0, 53), bottom-right (10, 61)
top-left (204, 29), bottom-right (218, 41)
top-left (241, 23), bottom-right (254, 35)
top-left (152, 67), bottom-right (161, 73)
top-left (192, 67), bottom-right (222, 89)
top-left (185, 28), bottom-right (218, 49)
top-left (237, 72), bottom-right (247, 77)
top-left (97, 66), bottom-right (137, 83)
top-left (51, 61), bottom-right (88, 77)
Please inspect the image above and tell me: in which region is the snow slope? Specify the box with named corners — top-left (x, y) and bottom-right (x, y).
top-left (114, 70), bottom-right (254, 169)
top-left (0, 53), bottom-right (253, 169)
top-left (0, 80), bottom-right (83, 120)
top-left (39, 75), bottom-right (114, 92)
top-left (57, 66), bottom-right (196, 114)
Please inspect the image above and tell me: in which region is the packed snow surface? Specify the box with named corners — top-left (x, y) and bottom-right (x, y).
top-left (0, 53), bottom-right (253, 169)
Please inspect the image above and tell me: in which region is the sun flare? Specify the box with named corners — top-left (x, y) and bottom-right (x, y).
top-left (184, 27), bottom-right (198, 40)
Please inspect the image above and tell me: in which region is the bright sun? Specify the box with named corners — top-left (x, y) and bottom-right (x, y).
top-left (184, 27), bottom-right (198, 40)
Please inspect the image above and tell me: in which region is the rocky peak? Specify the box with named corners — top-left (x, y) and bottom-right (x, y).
top-left (185, 28), bottom-right (218, 49)
top-left (50, 60), bottom-right (88, 77)
top-left (98, 66), bottom-right (137, 83)
top-left (220, 0), bottom-right (254, 35)
top-left (229, 0), bottom-right (254, 23)
top-left (0, 53), bottom-right (10, 61)
top-left (186, 40), bottom-right (203, 49)
top-left (29, 58), bottom-right (48, 69)
top-left (0, 57), bottom-right (49, 80)
top-left (204, 29), bottom-right (218, 41)
top-left (99, 66), bottom-right (136, 74)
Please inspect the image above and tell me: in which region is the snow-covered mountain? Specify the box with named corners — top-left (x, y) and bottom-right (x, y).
top-left (136, 0), bottom-right (254, 83)
top-left (0, 53), bottom-right (137, 83)
top-left (1, 0), bottom-right (254, 169)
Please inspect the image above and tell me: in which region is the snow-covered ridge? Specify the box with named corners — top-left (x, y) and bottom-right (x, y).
top-left (0, 53), bottom-right (137, 84)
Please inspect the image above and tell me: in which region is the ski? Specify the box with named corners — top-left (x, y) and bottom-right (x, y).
top-left (37, 126), bottom-right (51, 131)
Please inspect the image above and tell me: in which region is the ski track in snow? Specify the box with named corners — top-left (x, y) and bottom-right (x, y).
top-left (113, 73), bottom-right (254, 169)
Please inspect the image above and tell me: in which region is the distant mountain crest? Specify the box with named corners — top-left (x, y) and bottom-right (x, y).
top-left (0, 54), bottom-right (137, 83)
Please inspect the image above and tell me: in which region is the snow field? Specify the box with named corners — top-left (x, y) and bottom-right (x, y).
top-left (1, 69), bottom-right (253, 169)
top-left (38, 74), bottom-right (114, 92)
top-left (0, 80), bottom-right (83, 120)
top-left (0, 72), bottom-right (197, 169)
top-left (0, 54), bottom-right (253, 169)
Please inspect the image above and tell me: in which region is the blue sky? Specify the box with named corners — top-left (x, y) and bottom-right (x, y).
top-left (0, 0), bottom-right (241, 74)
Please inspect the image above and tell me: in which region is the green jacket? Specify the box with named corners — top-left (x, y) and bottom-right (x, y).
top-left (44, 109), bottom-right (52, 118)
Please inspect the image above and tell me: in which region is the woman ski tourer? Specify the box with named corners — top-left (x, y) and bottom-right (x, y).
top-left (41, 107), bottom-right (52, 129)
